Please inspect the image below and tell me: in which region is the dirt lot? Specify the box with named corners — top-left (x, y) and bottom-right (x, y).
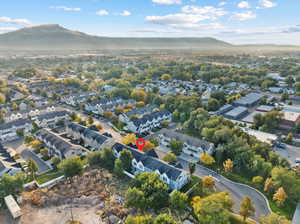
top-left (0, 168), bottom-right (132, 224)
top-left (0, 204), bottom-right (102, 224)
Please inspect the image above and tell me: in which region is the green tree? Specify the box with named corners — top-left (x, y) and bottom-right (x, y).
top-left (125, 215), bottom-right (152, 224)
top-left (100, 147), bottom-right (116, 171)
top-left (161, 74), bottom-right (171, 81)
top-left (119, 149), bottom-right (133, 172)
top-left (154, 214), bottom-right (177, 224)
top-left (169, 190), bottom-right (188, 213)
top-left (285, 132), bottom-right (293, 144)
top-left (125, 187), bottom-right (147, 211)
top-left (51, 157), bottom-right (61, 169)
top-left (132, 172), bottom-right (169, 210)
top-left (206, 98), bottom-right (220, 111)
top-left (169, 140), bottom-right (183, 155)
top-left (192, 192), bottom-right (233, 224)
top-left (260, 213), bottom-right (291, 224)
top-left (87, 151), bottom-right (102, 167)
top-left (163, 152), bottom-right (177, 163)
top-left (252, 176), bottom-right (264, 189)
top-left (27, 158), bottom-right (38, 179)
top-left (58, 156), bottom-right (84, 178)
top-left (189, 162), bottom-right (196, 176)
top-left (239, 196), bottom-right (255, 222)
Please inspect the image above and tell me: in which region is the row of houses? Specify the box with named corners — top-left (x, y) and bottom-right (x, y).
top-left (119, 104), bottom-right (158, 124)
top-left (0, 110), bottom-right (70, 143)
top-left (66, 123), bottom-right (115, 151)
top-left (112, 143), bottom-right (189, 190)
top-left (60, 92), bottom-right (102, 106)
top-left (85, 97), bottom-right (136, 115)
top-left (158, 128), bottom-right (215, 160)
top-left (35, 128), bottom-right (87, 159)
top-left (4, 105), bottom-right (57, 122)
top-left (126, 110), bottom-right (172, 135)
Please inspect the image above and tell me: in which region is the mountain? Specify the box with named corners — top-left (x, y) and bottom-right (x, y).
top-left (0, 24), bottom-right (232, 51)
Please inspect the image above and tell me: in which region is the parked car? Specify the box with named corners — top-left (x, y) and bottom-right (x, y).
top-left (295, 158), bottom-right (300, 164)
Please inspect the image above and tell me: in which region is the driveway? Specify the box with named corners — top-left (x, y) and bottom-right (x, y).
top-left (21, 149), bottom-right (52, 174)
top-left (179, 159), bottom-right (271, 221)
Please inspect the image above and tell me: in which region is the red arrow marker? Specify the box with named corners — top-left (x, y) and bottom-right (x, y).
top-left (136, 138), bottom-right (146, 151)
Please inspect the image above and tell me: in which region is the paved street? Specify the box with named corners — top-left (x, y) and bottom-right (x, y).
top-left (155, 146), bottom-right (271, 221)
top-left (179, 159), bottom-right (271, 221)
top-left (21, 149), bottom-right (52, 174)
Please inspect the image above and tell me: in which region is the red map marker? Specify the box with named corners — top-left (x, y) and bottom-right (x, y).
top-left (136, 138), bottom-right (146, 151)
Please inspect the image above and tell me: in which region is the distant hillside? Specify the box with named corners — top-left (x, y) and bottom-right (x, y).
top-left (0, 24), bottom-right (232, 50)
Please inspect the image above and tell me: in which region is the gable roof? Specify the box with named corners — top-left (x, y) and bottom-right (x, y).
top-left (112, 143), bottom-right (186, 182)
top-left (0, 118), bottom-right (31, 131)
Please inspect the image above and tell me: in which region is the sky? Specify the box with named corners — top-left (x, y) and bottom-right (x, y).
top-left (0, 0), bottom-right (300, 44)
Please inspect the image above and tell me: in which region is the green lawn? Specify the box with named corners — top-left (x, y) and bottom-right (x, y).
top-left (181, 176), bottom-right (202, 193)
top-left (36, 169), bottom-right (64, 185)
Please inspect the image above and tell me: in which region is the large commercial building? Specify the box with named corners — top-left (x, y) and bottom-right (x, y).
top-left (233, 93), bottom-right (264, 108)
top-left (224, 106), bottom-right (248, 120)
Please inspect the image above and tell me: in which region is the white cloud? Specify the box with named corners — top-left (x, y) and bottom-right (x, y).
top-left (96, 10), bottom-right (109, 16)
top-left (181, 5), bottom-right (228, 19)
top-left (50, 6), bottom-right (81, 12)
top-left (259, 0), bottom-right (277, 8)
top-left (146, 5), bottom-right (227, 30)
top-left (120, 10), bottom-right (131, 16)
top-left (232, 11), bottom-right (256, 21)
top-left (238, 1), bottom-right (250, 9)
top-left (152, 0), bottom-right (181, 5)
top-left (218, 2), bottom-right (227, 7)
top-left (0, 16), bottom-right (32, 25)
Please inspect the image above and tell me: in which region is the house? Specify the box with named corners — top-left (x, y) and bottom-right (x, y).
top-left (97, 99), bottom-right (136, 115)
top-left (66, 122), bottom-right (114, 150)
top-left (233, 93), bottom-right (264, 108)
top-left (60, 92), bottom-right (102, 106)
top-left (126, 110), bottom-right (172, 134)
top-left (112, 143), bottom-right (190, 190)
top-left (119, 104), bottom-right (158, 123)
top-left (158, 129), bottom-right (214, 160)
top-left (34, 110), bottom-right (69, 128)
top-left (85, 97), bottom-right (123, 113)
top-left (35, 128), bottom-right (87, 159)
top-left (4, 195), bottom-right (22, 219)
top-left (0, 119), bottom-right (32, 142)
top-left (4, 105), bottom-right (57, 122)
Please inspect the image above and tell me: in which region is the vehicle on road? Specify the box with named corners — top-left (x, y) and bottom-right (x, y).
top-left (296, 158), bottom-right (300, 163)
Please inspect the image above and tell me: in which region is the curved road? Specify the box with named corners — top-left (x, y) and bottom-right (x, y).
top-left (179, 160), bottom-right (271, 221)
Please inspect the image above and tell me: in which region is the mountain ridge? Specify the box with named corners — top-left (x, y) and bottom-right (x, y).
top-left (0, 24), bottom-right (299, 52)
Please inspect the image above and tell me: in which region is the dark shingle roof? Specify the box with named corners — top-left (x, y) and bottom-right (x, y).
top-left (0, 118), bottom-right (31, 130)
top-left (112, 143), bottom-right (185, 181)
top-left (36, 110), bottom-right (68, 121)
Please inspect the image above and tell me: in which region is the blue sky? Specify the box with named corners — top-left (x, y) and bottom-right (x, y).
top-left (0, 0), bottom-right (299, 44)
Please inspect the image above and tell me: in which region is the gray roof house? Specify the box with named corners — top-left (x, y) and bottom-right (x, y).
top-left (112, 143), bottom-right (189, 190)
top-left (0, 119), bottom-right (32, 142)
top-left (293, 203), bottom-right (300, 224)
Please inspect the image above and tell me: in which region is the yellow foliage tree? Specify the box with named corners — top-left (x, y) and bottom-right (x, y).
top-left (273, 187), bottom-right (287, 206)
top-left (223, 159), bottom-right (233, 172)
top-left (202, 176), bottom-right (215, 189)
top-left (122, 134), bottom-right (137, 145)
top-left (143, 141), bottom-right (155, 152)
top-left (200, 153), bottom-right (215, 166)
top-left (264, 178), bottom-right (273, 193)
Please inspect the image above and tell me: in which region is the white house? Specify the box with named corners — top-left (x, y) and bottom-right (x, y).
top-left (126, 110), bottom-right (172, 134)
top-left (34, 110), bottom-right (69, 128)
top-left (0, 119), bottom-right (32, 142)
top-left (112, 143), bottom-right (190, 190)
top-left (35, 128), bottom-right (87, 159)
top-left (66, 122), bottom-right (115, 150)
top-left (158, 129), bottom-right (215, 160)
